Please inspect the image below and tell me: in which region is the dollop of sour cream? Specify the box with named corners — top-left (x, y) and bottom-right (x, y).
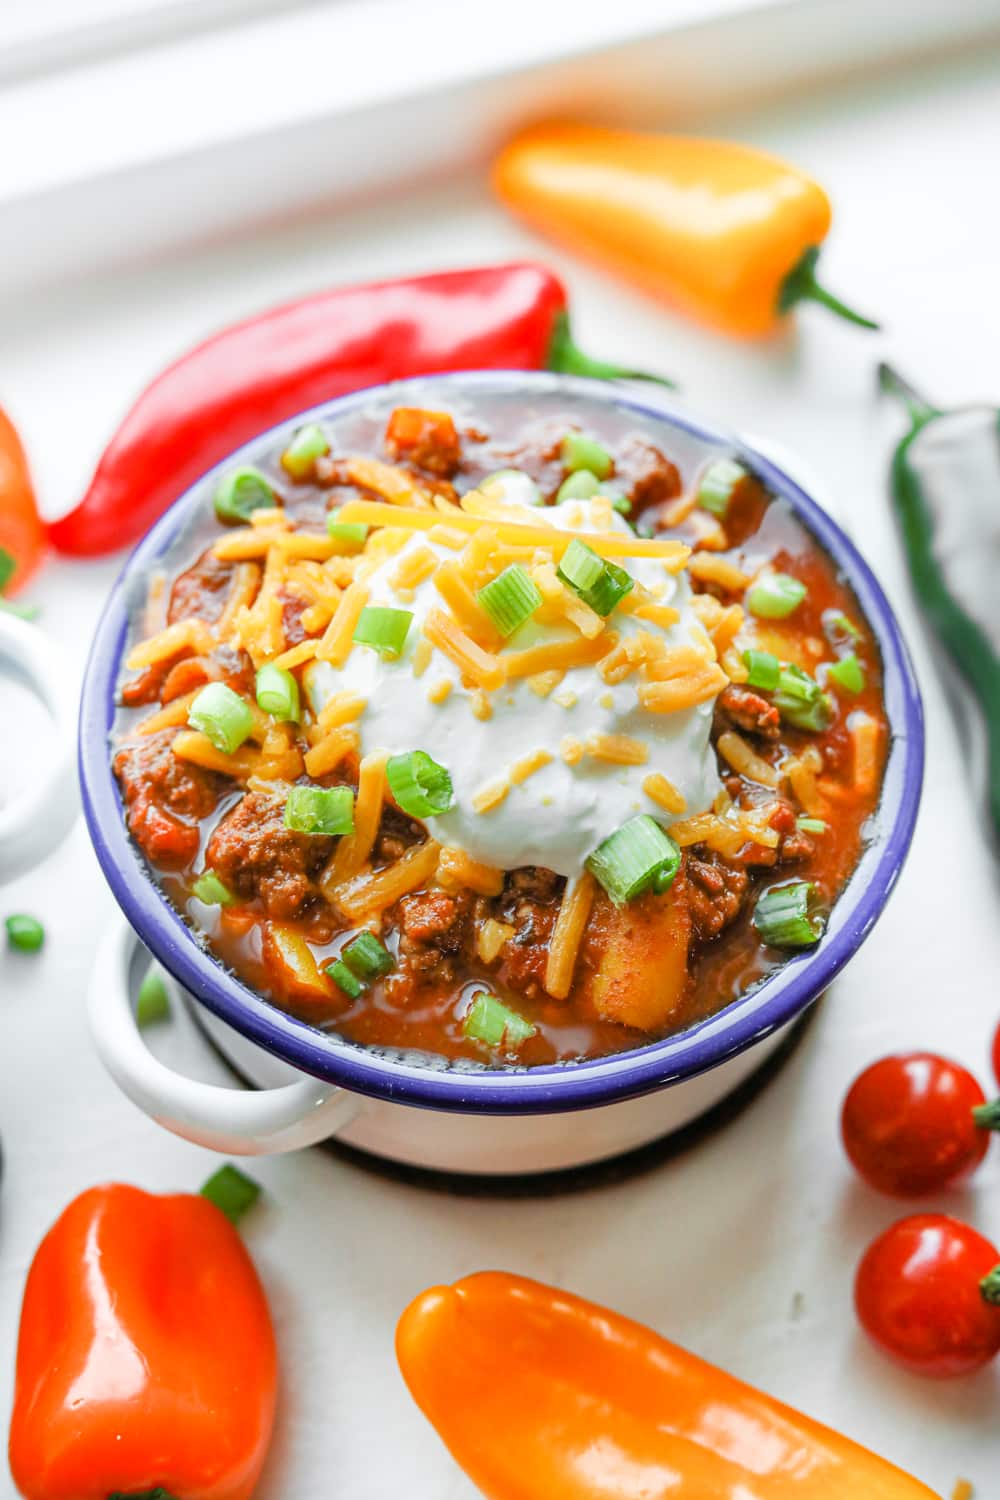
top-left (306, 492), bottom-right (721, 878)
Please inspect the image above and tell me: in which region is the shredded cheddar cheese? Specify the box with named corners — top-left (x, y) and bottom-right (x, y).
top-left (544, 871), bottom-right (597, 1000)
top-left (437, 847), bottom-right (505, 897)
top-left (586, 733), bottom-right (648, 766)
top-left (472, 778), bottom-right (510, 814)
top-left (510, 749), bottom-right (553, 784)
top-left (423, 608), bottom-right (505, 691)
top-left (643, 771), bottom-right (687, 815)
top-left (125, 619), bottom-right (214, 671)
top-left (316, 580), bottom-right (370, 666)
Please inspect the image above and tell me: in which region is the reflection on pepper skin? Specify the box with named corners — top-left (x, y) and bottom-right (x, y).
top-left (8, 1183), bottom-right (277, 1500)
top-left (397, 1272), bottom-right (938, 1499)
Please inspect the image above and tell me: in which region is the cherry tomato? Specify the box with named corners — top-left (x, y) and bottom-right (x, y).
top-left (841, 1053), bottom-right (996, 1197)
top-left (855, 1214), bottom-right (1000, 1377)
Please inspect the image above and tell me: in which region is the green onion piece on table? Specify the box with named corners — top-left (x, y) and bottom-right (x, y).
top-left (213, 466), bottom-right (277, 524)
top-left (353, 605), bottom-right (413, 659)
top-left (477, 565), bottom-right (542, 637)
top-left (200, 1164), bottom-right (261, 1226)
top-left (557, 538), bottom-right (634, 618)
top-left (281, 423), bottom-right (329, 480)
top-left (752, 881), bottom-right (825, 948)
top-left (462, 991), bottom-right (537, 1049)
top-left (284, 785), bottom-right (355, 836)
top-left (325, 958), bottom-right (364, 1000)
top-left (386, 750), bottom-right (454, 818)
top-left (255, 663), bottom-right (301, 722)
top-left (136, 967), bottom-right (170, 1027)
top-left (747, 572), bottom-right (807, 620)
top-left (327, 519), bottom-right (369, 549)
top-left (772, 664), bottom-right (833, 732)
top-left (188, 682), bottom-right (255, 754)
top-left (697, 458), bottom-right (749, 518)
top-left (556, 470), bottom-right (601, 502)
top-left (827, 653), bottom-right (865, 694)
top-left (586, 814), bottom-right (681, 905)
top-left (5, 914), bottom-right (44, 952)
top-left (742, 648), bottom-right (781, 692)
top-left (191, 870), bottom-right (236, 906)
top-left (560, 431), bottom-right (613, 479)
top-left (342, 930), bottom-right (394, 980)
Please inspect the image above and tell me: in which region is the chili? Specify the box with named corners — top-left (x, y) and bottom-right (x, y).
top-left (881, 361), bottom-right (1000, 851)
top-left (0, 406), bottom-right (46, 594)
top-left (493, 123), bottom-right (878, 338)
top-left (48, 262), bottom-right (672, 557)
top-left (8, 1178), bottom-right (276, 1500)
top-left (397, 1271), bottom-right (938, 1497)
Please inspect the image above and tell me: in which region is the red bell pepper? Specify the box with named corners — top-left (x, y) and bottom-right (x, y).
top-left (49, 261), bottom-right (671, 558)
top-left (8, 1178), bottom-right (277, 1500)
top-left (0, 406), bottom-right (46, 594)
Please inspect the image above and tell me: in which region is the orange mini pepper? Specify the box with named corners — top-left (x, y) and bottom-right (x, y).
top-left (493, 123), bottom-right (878, 338)
top-left (0, 406), bottom-right (46, 596)
top-left (397, 1272), bottom-right (938, 1498)
top-left (9, 1181), bottom-right (277, 1500)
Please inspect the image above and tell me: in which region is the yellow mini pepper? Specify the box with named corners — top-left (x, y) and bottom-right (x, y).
top-left (398, 1272), bottom-right (938, 1498)
top-left (493, 123), bottom-right (877, 338)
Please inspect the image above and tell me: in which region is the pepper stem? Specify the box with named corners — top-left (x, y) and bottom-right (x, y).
top-left (778, 247), bottom-right (879, 331)
top-left (108, 1490), bottom-right (182, 1499)
top-left (878, 362), bottom-right (941, 428)
top-left (979, 1264), bottom-right (1000, 1306)
top-left (972, 1098), bottom-right (1000, 1132)
top-left (546, 311), bottom-right (675, 388)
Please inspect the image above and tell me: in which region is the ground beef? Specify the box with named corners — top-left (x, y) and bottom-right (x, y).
top-left (120, 658), bottom-right (176, 708)
top-left (206, 792), bottom-right (334, 917)
top-left (614, 434), bottom-right (682, 517)
top-left (393, 888), bottom-right (472, 979)
top-left (374, 805), bottom-right (424, 864)
top-left (685, 850), bottom-right (750, 943)
top-left (715, 684), bottom-right (781, 741)
top-left (384, 409), bottom-right (462, 478)
top-left (114, 730), bottom-right (220, 867)
top-left (502, 866), bottom-right (562, 905)
top-left (167, 548), bottom-right (234, 626)
top-left (777, 830), bottom-right (815, 864)
top-left (279, 590), bottom-right (310, 647)
top-left (493, 869), bottom-right (563, 991)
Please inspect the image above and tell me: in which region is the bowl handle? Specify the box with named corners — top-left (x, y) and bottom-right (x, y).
top-left (89, 919), bottom-right (364, 1155)
top-left (0, 612), bottom-right (78, 883)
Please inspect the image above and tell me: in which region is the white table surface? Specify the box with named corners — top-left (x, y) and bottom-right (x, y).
top-left (3, 42), bottom-right (1000, 1498)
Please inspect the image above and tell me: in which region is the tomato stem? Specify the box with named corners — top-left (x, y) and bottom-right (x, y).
top-left (971, 1099), bottom-right (1000, 1132)
top-left (979, 1265), bottom-right (1000, 1306)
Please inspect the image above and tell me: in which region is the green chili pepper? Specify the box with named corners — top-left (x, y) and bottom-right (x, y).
top-left (880, 362), bottom-right (1000, 846)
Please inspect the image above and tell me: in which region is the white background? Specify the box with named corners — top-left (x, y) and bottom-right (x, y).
top-left (3, 18), bottom-right (1000, 1498)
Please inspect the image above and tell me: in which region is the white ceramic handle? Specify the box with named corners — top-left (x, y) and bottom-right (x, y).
top-left (0, 611), bottom-right (78, 882)
top-left (88, 918), bottom-right (363, 1154)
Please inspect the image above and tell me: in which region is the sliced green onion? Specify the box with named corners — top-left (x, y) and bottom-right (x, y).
top-left (325, 958), bottom-right (363, 999)
top-left (0, 546), bottom-right (15, 592)
top-left (386, 750), bottom-right (454, 818)
top-left (772, 664), bottom-right (833, 732)
top-left (586, 815), bottom-right (681, 906)
top-left (606, 489), bottom-right (632, 515)
top-left (823, 608), bottom-right (861, 642)
top-left (796, 816), bottom-right (828, 834)
top-left (742, 648), bottom-right (780, 692)
top-left (556, 470), bottom-right (601, 502)
top-left (0, 599), bottom-right (40, 620)
top-left (746, 572), bottom-right (807, 620)
top-left (136, 967), bottom-right (170, 1027)
top-left (557, 538), bottom-right (634, 618)
top-left (697, 458), bottom-right (750, 518)
top-left (200, 1164), bottom-right (261, 1225)
top-left (255, 663), bottom-right (301, 722)
top-left (188, 682), bottom-right (254, 753)
top-left (485, 469), bottom-right (543, 506)
top-left (191, 870), bottom-right (235, 906)
top-left (342, 930), bottom-right (394, 980)
top-left (213, 466), bottom-right (277, 524)
top-left (827, 653), bottom-right (865, 695)
top-left (462, 991), bottom-right (537, 1049)
top-left (281, 422), bottom-right (329, 480)
top-left (752, 881), bottom-right (825, 948)
top-left (353, 605), bottom-right (413, 660)
top-left (284, 785), bottom-right (355, 836)
top-left (561, 430), bottom-right (613, 479)
top-left (477, 564), bottom-right (542, 637)
top-left (5, 914), bottom-right (44, 952)
top-left (327, 518), bottom-right (369, 549)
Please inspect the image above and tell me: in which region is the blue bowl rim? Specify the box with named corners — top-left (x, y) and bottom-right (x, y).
top-left (78, 371), bottom-right (924, 1116)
